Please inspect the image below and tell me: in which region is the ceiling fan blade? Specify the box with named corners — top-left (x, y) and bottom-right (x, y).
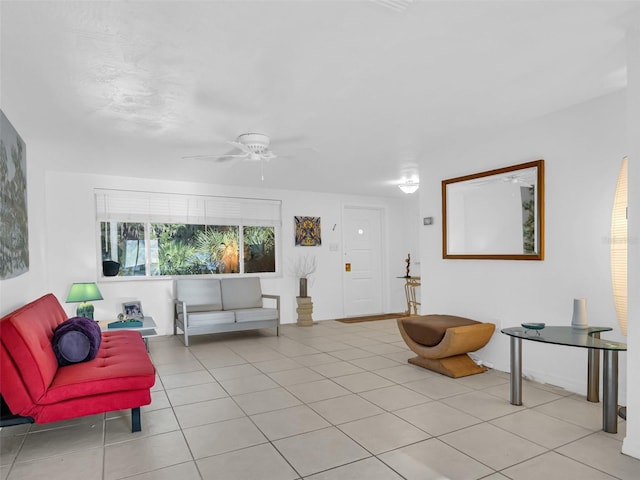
top-left (229, 141), bottom-right (252, 154)
top-left (181, 142), bottom-right (248, 161)
top-left (181, 153), bottom-right (247, 161)
top-left (275, 146), bottom-right (318, 156)
top-left (270, 135), bottom-right (306, 146)
top-left (215, 155), bottom-right (247, 163)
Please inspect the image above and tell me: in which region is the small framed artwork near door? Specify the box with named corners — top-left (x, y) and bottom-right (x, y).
top-left (295, 216), bottom-right (322, 246)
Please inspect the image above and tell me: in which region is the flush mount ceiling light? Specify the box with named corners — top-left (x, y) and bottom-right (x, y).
top-left (399, 180), bottom-right (419, 194)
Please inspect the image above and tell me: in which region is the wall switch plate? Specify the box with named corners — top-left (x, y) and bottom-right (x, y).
top-left (423, 217), bottom-right (433, 225)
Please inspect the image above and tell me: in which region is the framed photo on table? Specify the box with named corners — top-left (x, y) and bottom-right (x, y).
top-left (122, 301), bottom-right (144, 319)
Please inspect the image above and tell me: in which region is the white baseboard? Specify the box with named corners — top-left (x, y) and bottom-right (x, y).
top-left (622, 436), bottom-right (640, 461)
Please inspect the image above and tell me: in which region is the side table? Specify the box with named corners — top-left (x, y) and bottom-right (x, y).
top-left (397, 276), bottom-right (421, 315)
top-left (501, 326), bottom-right (626, 433)
top-left (98, 316), bottom-right (158, 352)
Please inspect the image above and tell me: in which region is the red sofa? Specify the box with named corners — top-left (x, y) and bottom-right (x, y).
top-left (0, 293), bottom-right (156, 432)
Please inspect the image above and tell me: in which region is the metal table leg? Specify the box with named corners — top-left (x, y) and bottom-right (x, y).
top-left (510, 336), bottom-right (522, 406)
top-left (587, 333), bottom-right (600, 402)
top-left (603, 350), bottom-right (618, 434)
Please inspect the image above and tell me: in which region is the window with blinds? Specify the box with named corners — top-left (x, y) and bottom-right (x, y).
top-left (95, 189), bottom-right (281, 278)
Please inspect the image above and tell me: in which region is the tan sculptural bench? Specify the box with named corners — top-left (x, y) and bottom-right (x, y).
top-left (397, 314), bottom-right (495, 378)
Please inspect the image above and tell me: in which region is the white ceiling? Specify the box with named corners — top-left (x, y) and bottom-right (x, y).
top-left (1, 0), bottom-right (638, 197)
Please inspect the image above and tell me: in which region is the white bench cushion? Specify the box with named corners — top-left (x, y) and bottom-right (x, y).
top-left (176, 279), bottom-right (223, 311)
top-left (182, 310), bottom-right (235, 327)
top-left (234, 308), bottom-right (279, 323)
top-left (221, 277), bottom-right (263, 310)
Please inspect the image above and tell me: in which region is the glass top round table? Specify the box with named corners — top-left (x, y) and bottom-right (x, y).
top-left (501, 325), bottom-right (626, 433)
top-left (501, 326), bottom-right (626, 351)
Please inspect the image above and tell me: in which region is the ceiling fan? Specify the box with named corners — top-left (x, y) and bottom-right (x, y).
top-left (182, 133), bottom-right (280, 163)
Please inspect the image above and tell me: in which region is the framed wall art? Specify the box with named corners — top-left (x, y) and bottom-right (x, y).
top-left (0, 109), bottom-right (29, 279)
top-left (295, 216), bottom-right (321, 246)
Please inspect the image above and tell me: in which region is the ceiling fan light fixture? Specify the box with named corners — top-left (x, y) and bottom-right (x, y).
top-left (236, 133), bottom-right (270, 154)
top-left (399, 180), bottom-right (419, 194)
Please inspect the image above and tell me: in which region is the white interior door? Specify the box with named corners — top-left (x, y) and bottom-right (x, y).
top-left (343, 206), bottom-right (383, 316)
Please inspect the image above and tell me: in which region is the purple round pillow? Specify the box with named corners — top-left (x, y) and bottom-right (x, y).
top-left (52, 316), bottom-right (102, 366)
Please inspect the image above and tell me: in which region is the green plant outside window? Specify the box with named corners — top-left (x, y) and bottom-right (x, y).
top-left (101, 222), bottom-right (276, 277)
top-left (243, 226), bottom-right (275, 273)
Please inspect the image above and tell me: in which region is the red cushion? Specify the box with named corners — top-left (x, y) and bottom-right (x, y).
top-left (33, 388), bottom-right (152, 424)
top-left (0, 341), bottom-right (34, 415)
top-left (42, 331), bottom-right (155, 404)
top-left (0, 294), bottom-right (67, 401)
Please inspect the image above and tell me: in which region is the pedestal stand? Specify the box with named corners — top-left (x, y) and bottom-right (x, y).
top-left (396, 276), bottom-right (421, 316)
top-left (296, 296), bottom-right (314, 326)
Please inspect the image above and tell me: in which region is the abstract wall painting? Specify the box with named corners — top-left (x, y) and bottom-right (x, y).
top-left (295, 216), bottom-right (321, 246)
top-left (0, 109), bottom-right (29, 279)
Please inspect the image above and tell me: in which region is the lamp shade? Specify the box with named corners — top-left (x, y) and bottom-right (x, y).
top-left (66, 283), bottom-right (104, 303)
top-left (610, 157), bottom-right (628, 335)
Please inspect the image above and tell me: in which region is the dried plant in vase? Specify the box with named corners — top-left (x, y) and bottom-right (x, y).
top-left (294, 255), bottom-right (317, 297)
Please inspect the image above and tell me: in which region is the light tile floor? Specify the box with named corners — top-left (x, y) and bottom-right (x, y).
top-left (1, 319), bottom-right (638, 479)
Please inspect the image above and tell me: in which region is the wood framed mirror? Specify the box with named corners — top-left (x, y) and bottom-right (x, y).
top-left (442, 160), bottom-right (544, 260)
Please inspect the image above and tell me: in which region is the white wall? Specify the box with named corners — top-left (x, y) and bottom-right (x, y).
top-left (0, 168), bottom-right (417, 336)
top-left (420, 90), bottom-right (629, 400)
top-left (623, 26), bottom-right (640, 460)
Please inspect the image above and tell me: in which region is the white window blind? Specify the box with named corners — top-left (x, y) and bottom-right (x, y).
top-left (95, 189), bottom-right (282, 226)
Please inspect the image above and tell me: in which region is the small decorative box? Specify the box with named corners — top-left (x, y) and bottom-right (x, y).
top-left (108, 320), bottom-right (143, 329)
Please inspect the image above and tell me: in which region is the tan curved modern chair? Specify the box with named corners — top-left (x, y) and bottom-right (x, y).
top-left (397, 314), bottom-right (495, 378)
